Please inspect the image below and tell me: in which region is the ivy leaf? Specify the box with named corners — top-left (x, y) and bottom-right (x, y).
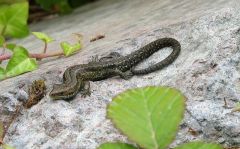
top-left (107, 86), bottom-right (185, 149)
top-left (60, 41), bottom-right (81, 56)
top-left (5, 46), bottom-right (37, 78)
top-left (174, 141), bottom-right (223, 149)
top-left (98, 143), bottom-right (137, 149)
top-left (32, 32), bottom-right (54, 43)
top-left (2, 144), bottom-right (15, 149)
top-left (0, 2), bottom-right (29, 38)
top-left (0, 67), bottom-right (5, 80)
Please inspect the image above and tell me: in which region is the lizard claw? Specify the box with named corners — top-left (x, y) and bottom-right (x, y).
top-left (81, 90), bottom-right (91, 98)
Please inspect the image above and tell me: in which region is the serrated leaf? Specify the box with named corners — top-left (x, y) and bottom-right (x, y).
top-left (0, 67), bottom-right (5, 80)
top-left (60, 41), bottom-right (81, 56)
top-left (107, 86), bottom-right (185, 149)
top-left (32, 32), bottom-right (54, 43)
top-left (98, 143), bottom-right (137, 149)
top-left (2, 144), bottom-right (15, 149)
top-left (5, 46), bottom-right (37, 78)
top-left (0, 2), bottom-right (29, 38)
top-left (0, 121), bottom-right (4, 138)
top-left (174, 141), bottom-right (223, 149)
top-left (0, 35), bottom-right (5, 47)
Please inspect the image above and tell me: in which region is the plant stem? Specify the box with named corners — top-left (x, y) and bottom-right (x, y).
top-left (0, 50), bottom-right (64, 61)
top-left (43, 42), bottom-right (47, 53)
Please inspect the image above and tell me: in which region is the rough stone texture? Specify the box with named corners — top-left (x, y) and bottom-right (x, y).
top-left (1, 0), bottom-right (240, 148)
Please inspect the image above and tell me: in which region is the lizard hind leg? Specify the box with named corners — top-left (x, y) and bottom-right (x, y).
top-left (79, 81), bottom-right (91, 97)
top-left (107, 68), bottom-right (134, 80)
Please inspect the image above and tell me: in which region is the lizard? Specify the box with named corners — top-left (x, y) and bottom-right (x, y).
top-left (49, 37), bottom-right (181, 100)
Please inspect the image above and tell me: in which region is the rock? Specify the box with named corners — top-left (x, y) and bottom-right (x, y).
top-left (1, 0), bottom-right (240, 148)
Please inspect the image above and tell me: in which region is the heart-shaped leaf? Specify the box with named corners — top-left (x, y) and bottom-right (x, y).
top-left (5, 46), bottom-right (37, 78)
top-left (0, 2), bottom-right (29, 38)
top-left (98, 143), bottom-right (137, 149)
top-left (60, 41), bottom-right (81, 56)
top-left (107, 86), bottom-right (185, 149)
top-left (32, 32), bottom-right (54, 43)
top-left (174, 141), bottom-right (223, 149)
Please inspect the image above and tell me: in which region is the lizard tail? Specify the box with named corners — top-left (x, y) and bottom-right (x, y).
top-left (131, 38), bottom-right (181, 75)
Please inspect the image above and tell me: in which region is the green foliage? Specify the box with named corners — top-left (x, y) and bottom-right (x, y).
top-left (32, 32), bottom-right (54, 43)
top-left (98, 143), bottom-right (137, 149)
top-left (0, 1), bottom-right (29, 38)
top-left (0, 36), bottom-right (5, 47)
top-left (5, 43), bottom-right (16, 51)
top-left (2, 144), bottom-right (15, 149)
top-left (100, 86), bottom-right (223, 149)
top-left (60, 41), bottom-right (81, 56)
top-left (5, 46), bottom-right (37, 78)
top-left (107, 86), bottom-right (185, 149)
top-left (35, 0), bottom-right (72, 13)
top-left (174, 141), bottom-right (223, 149)
top-left (0, 0), bottom-right (25, 5)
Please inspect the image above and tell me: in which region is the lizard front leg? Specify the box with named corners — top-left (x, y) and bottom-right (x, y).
top-left (89, 52), bottom-right (122, 64)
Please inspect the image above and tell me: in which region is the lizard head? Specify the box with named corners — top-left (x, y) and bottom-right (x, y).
top-left (49, 84), bottom-right (77, 100)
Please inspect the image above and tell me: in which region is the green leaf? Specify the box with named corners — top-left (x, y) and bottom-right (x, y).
top-left (0, 0), bottom-right (26, 5)
top-left (98, 143), bottom-right (137, 149)
top-left (60, 41), bottom-right (81, 56)
top-left (6, 43), bottom-right (16, 51)
top-left (0, 121), bottom-right (4, 138)
top-left (0, 35), bottom-right (5, 47)
top-left (2, 144), bottom-right (15, 149)
top-left (32, 32), bottom-right (54, 43)
top-left (5, 46), bottom-right (37, 78)
top-left (0, 2), bottom-right (29, 38)
top-left (0, 67), bottom-right (5, 80)
top-left (174, 141), bottom-right (223, 149)
top-left (107, 86), bottom-right (185, 149)
top-left (35, 0), bottom-right (72, 13)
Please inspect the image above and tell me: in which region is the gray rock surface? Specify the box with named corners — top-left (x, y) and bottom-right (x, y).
top-left (1, 0), bottom-right (240, 148)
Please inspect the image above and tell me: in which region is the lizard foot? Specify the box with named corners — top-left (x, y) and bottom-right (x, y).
top-left (81, 90), bottom-right (91, 98)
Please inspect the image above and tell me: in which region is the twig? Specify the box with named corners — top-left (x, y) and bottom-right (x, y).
top-left (0, 50), bottom-right (64, 61)
top-left (43, 42), bottom-right (47, 53)
top-left (2, 104), bottom-right (22, 139)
